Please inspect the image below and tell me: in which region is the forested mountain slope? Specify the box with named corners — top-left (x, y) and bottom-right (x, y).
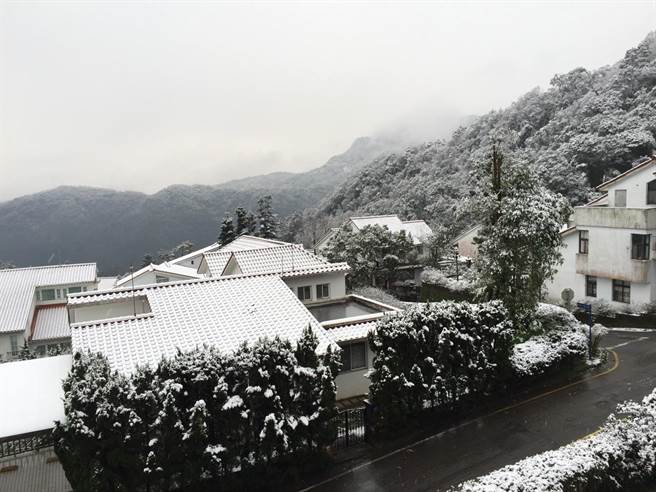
top-left (320, 32), bottom-right (656, 232)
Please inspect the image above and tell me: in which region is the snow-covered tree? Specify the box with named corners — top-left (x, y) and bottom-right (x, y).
top-left (218, 214), bottom-right (236, 246)
top-left (471, 145), bottom-right (572, 330)
top-left (256, 195), bottom-right (278, 239)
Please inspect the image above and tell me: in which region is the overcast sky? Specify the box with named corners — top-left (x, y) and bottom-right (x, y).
top-left (1, 1), bottom-right (655, 201)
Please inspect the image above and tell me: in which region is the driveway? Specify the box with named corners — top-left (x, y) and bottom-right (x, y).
top-left (301, 329), bottom-right (656, 492)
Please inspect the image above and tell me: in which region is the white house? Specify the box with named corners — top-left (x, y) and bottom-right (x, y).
top-left (314, 215), bottom-right (433, 254)
top-left (0, 263), bottom-right (98, 360)
top-left (547, 155), bottom-right (656, 309)
top-left (452, 225), bottom-right (481, 259)
top-left (114, 261), bottom-right (201, 288)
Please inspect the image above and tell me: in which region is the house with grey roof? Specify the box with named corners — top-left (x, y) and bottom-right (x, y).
top-left (0, 263), bottom-right (98, 361)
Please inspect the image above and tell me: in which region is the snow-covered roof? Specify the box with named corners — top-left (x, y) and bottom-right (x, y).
top-left (70, 275), bottom-right (336, 374)
top-left (349, 215), bottom-right (431, 244)
top-left (325, 320), bottom-right (378, 343)
top-left (31, 305), bottom-right (70, 342)
top-left (115, 262), bottom-right (200, 287)
top-left (0, 355), bottom-right (71, 438)
top-left (218, 234), bottom-right (296, 252)
top-left (97, 276), bottom-right (118, 290)
top-left (198, 251), bottom-right (233, 275)
top-left (204, 245), bottom-right (350, 278)
top-left (169, 242), bottom-right (221, 265)
top-left (0, 264), bottom-right (97, 334)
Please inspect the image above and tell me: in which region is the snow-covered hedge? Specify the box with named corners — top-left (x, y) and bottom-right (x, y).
top-left (54, 328), bottom-right (339, 491)
top-left (455, 388), bottom-right (656, 491)
top-left (368, 301), bottom-right (514, 428)
top-left (421, 268), bottom-right (474, 293)
top-left (511, 304), bottom-right (602, 377)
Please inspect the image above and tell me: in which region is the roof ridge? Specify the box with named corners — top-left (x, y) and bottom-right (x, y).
top-left (0, 262), bottom-right (96, 273)
top-left (350, 214), bottom-right (399, 220)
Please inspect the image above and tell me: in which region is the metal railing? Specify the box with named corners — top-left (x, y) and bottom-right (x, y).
top-left (0, 430), bottom-right (54, 459)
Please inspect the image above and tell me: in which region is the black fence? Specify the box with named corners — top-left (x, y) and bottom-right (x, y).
top-left (333, 407), bottom-right (368, 449)
top-left (0, 430), bottom-right (54, 459)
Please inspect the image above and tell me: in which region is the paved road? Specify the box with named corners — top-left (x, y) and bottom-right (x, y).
top-left (302, 330), bottom-right (656, 492)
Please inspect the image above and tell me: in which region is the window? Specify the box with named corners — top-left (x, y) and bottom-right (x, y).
top-left (316, 283), bottom-right (330, 299)
top-left (612, 279), bottom-right (631, 304)
top-left (67, 286), bottom-right (82, 294)
top-left (10, 335), bottom-right (19, 354)
top-left (615, 189), bottom-right (627, 207)
top-left (297, 286), bottom-right (312, 301)
top-left (631, 234), bottom-right (650, 260)
top-left (40, 289), bottom-right (56, 301)
top-left (648, 180), bottom-right (656, 205)
top-left (585, 276), bottom-right (597, 297)
top-left (340, 341), bottom-right (367, 371)
top-left (155, 275), bottom-right (170, 283)
top-left (578, 230), bottom-right (589, 254)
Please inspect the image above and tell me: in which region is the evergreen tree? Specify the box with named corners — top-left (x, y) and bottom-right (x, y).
top-left (256, 195), bottom-right (278, 239)
top-left (234, 207), bottom-right (249, 236)
top-left (218, 214), bottom-right (236, 246)
top-left (18, 341), bottom-right (36, 360)
top-left (141, 253), bottom-right (154, 268)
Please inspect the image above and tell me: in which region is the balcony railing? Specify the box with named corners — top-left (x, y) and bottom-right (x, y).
top-left (0, 430), bottom-right (54, 459)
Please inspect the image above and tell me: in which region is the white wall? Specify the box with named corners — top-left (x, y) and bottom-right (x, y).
top-left (283, 271), bottom-right (347, 304)
top-left (605, 162), bottom-right (656, 209)
top-left (125, 271), bottom-right (194, 288)
top-left (546, 231), bottom-right (582, 303)
top-left (69, 296), bottom-right (151, 324)
top-left (335, 339), bottom-right (374, 400)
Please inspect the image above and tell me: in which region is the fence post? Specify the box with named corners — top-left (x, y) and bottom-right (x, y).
top-left (344, 410), bottom-right (350, 448)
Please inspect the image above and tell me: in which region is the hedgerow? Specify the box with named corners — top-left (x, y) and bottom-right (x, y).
top-left (54, 327), bottom-right (339, 491)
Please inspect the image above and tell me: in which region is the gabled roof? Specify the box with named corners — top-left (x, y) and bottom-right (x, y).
top-left (203, 244), bottom-right (350, 278)
top-left (451, 224), bottom-right (482, 245)
top-left (350, 214), bottom-right (404, 231)
top-left (115, 262), bottom-right (200, 287)
top-left (70, 275), bottom-right (336, 374)
top-left (169, 242), bottom-right (221, 265)
top-left (218, 234), bottom-right (296, 252)
top-left (0, 263), bottom-right (97, 334)
top-left (197, 250), bottom-right (233, 275)
top-left (596, 155), bottom-right (656, 191)
top-left (400, 220), bottom-right (433, 242)
top-left (31, 304), bottom-right (70, 342)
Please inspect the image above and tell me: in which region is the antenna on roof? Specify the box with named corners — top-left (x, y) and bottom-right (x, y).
top-left (130, 264), bottom-right (136, 317)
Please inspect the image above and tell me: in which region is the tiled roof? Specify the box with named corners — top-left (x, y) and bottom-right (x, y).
top-left (326, 320), bottom-right (378, 343)
top-left (169, 242), bottom-right (221, 265)
top-left (115, 262), bottom-right (199, 287)
top-left (218, 235), bottom-right (296, 252)
top-left (199, 251), bottom-right (233, 275)
top-left (596, 155), bottom-right (656, 191)
top-left (70, 275), bottom-right (336, 374)
top-left (31, 305), bottom-right (70, 341)
top-left (0, 264), bottom-right (96, 334)
top-left (204, 245), bottom-right (350, 278)
top-left (349, 215), bottom-right (432, 244)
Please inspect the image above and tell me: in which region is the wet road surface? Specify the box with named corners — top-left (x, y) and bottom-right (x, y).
top-left (302, 329), bottom-right (656, 492)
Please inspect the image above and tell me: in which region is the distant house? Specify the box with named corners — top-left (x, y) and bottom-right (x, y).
top-left (314, 215), bottom-right (433, 254)
top-left (0, 263), bottom-right (98, 360)
top-left (546, 155), bottom-right (656, 308)
top-left (451, 225), bottom-right (481, 259)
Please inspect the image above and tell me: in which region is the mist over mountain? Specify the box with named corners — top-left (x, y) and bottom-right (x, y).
top-left (317, 32), bottom-right (656, 234)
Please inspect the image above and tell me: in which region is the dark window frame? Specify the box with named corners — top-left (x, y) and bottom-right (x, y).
top-left (297, 285), bottom-right (312, 301)
top-left (339, 341), bottom-right (367, 371)
top-left (612, 279), bottom-right (631, 304)
top-left (631, 234), bottom-right (650, 260)
top-left (316, 283), bottom-right (330, 299)
top-left (585, 275), bottom-right (597, 297)
top-left (647, 180), bottom-right (656, 205)
top-left (579, 230), bottom-right (589, 254)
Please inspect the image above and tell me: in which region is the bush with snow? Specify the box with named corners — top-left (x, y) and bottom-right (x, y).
top-left (511, 304), bottom-right (592, 377)
top-left (368, 301), bottom-right (514, 428)
top-left (54, 327), bottom-right (339, 491)
top-left (421, 268), bottom-right (474, 293)
top-left (455, 388), bottom-right (656, 491)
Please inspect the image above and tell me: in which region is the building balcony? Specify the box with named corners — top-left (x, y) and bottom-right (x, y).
top-left (576, 253), bottom-right (651, 283)
top-left (574, 206), bottom-right (656, 230)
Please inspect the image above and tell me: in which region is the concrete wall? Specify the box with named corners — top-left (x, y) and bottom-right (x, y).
top-left (284, 271), bottom-right (347, 304)
top-left (335, 339), bottom-right (374, 400)
top-left (125, 271), bottom-right (195, 288)
top-left (546, 231), bottom-right (582, 303)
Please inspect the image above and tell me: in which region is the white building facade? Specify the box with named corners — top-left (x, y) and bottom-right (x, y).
top-left (547, 155), bottom-right (656, 309)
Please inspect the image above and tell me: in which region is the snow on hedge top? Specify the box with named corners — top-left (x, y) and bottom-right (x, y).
top-left (0, 355), bottom-right (71, 438)
top-left (70, 275), bottom-right (336, 374)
